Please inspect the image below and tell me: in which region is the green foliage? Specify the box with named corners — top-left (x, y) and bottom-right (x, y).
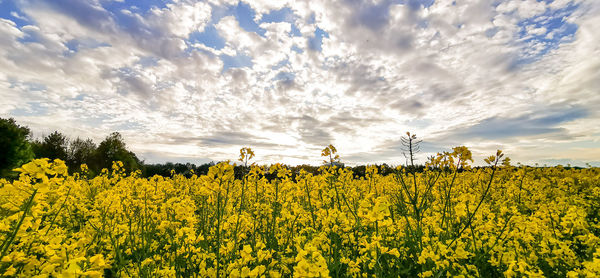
top-left (66, 137), bottom-right (96, 171)
top-left (0, 118), bottom-right (34, 177)
top-left (93, 132), bottom-right (141, 173)
top-left (144, 162), bottom-right (215, 177)
top-left (32, 131), bottom-right (69, 161)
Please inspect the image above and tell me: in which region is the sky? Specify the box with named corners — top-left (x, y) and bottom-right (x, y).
top-left (0, 0), bottom-right (599, 167)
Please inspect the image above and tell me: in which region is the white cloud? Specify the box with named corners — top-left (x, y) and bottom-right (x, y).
top-left (1, 0), bottom-right (599, 166)
top-left (149, 1), bottom-right (212, 38)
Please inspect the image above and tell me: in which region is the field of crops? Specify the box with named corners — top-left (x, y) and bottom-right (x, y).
top-left (1, 148), bottom-right (599, 277)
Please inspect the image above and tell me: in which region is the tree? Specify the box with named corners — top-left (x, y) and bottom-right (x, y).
top-left (67, 137), bottom-right (97, 171)
top-left (401, 132), bottom-right (422, 168)
top-left (0, 118), bottom-right (34, 177)
top-left (93, 132), bottom-right (141, 173)
top-left (34, 131), bottom-right (69, 161)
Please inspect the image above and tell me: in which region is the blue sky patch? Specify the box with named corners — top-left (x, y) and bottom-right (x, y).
top-left (190, 25), bottom-right (226, 50)
top-left (10, 102), bottom-right (48, 116)
top-left (220, 53), bottom-right (253, 72)
top-left (8, 80), bottom-right (47, 92)
top-left (64, 38), bottom-right (111, 55)
top-left (308, 27), bottom-right (330, 51)
top-left (290, 24), bottom-right (302, 37)
top-left (516, 2), bottom-right (579, 63)
top-left (291, 45), bottom-right (304, 53)
top-left (271, 59), bottom-right (290, 70)
top-left (136, 56), bottom-right (160, 68)
top-left (400, 0), bottom-right (436, 10)
top-left (0, 0), bottom-right (30, 27)
top-left (102, 0), bottom-right (170, 14)
top-left (259, 6), bottom-right (302, 36)
top-left (273, 71), bottom-right (295, 82)
top-left (231, 2), bottom-right (266, 36)
top-left (192, 2), bottom-right (285, 50)
top-left (16, 28), bottom-right (41, 44)
top-left (260, 7), bottom-right (295, 23)
top-left (71, 94), bottom-right (88, 101)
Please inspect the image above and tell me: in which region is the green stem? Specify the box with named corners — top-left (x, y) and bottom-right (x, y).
top-left (1, 189), bottom-right (38, 259)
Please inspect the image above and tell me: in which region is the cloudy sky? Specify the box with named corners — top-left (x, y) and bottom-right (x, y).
top-left (0, 0), bottom-right (599, 166)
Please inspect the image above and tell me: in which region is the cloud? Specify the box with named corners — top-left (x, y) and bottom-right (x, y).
top-left (450, 106), bottom-right (589, 140)
top-left (41, 0), bottom-right (118, 33)
top-left (0, 0), bottom-right (599, 166)
top-left (197, 131), bottom-right (282, 148)
top-left (290, 115), bottom-right (334, 146)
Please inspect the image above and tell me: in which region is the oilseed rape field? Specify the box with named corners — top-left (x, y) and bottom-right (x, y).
top-left (1, 147), bottom-right (599, 277)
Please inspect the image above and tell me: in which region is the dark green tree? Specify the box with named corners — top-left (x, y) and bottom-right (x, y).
top-left (67, 137), bottom-right (97, 171)
top-left (0, 118), bottom-right (34, 177)
top-left (93, 132), bottom-right (141, 173)
top-left (33, 131), bottom-right (69, 161)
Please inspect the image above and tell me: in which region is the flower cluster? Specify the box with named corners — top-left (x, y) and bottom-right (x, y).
top-left (0, 155), bottom-right (598, 277)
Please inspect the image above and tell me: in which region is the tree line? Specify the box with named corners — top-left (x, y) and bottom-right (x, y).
top-left (1, 117), bottom-right (420, 179)
top-left (1, 117), bottom-right (145, 177)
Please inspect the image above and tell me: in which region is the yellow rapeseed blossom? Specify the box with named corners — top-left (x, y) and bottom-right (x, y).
top-left (0, 155), bottom-right (598, 277)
